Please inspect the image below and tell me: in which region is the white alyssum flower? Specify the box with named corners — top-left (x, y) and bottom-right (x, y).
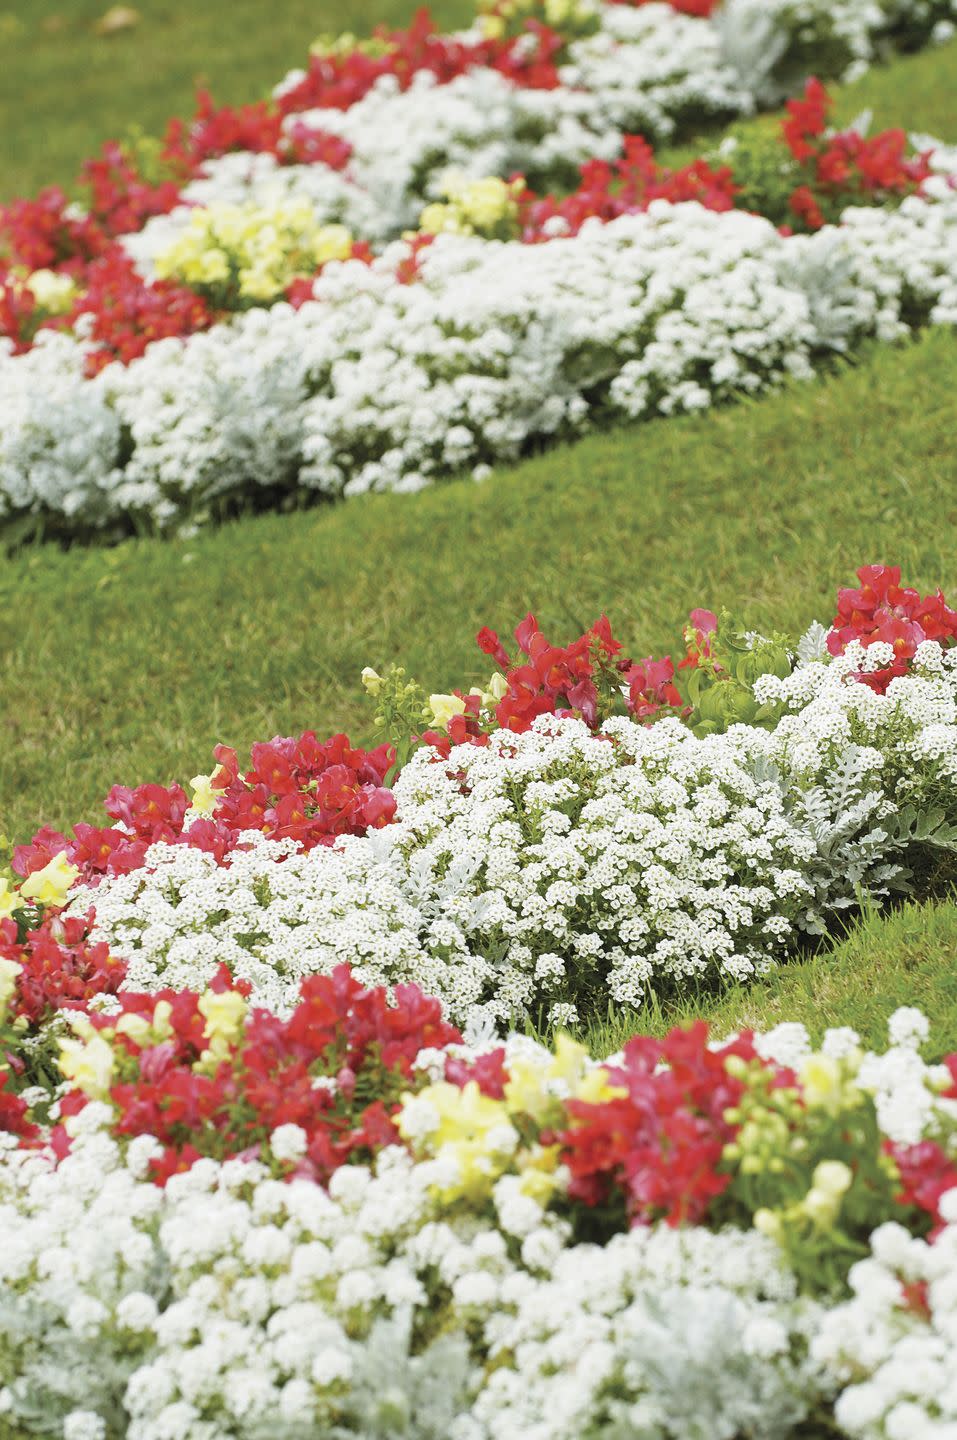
top-left (0, 1121), bottom-right (828, 1440)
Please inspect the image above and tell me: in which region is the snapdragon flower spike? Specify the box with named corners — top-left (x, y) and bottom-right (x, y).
top-left (0, 911), bottom-right (126, 1027)
top-left (63, 963), bottom-right (460, 1185)
top-left (624, 655), bottom-right (685, 721)
top-left (0, 1072), bottom-right (37, 1141)
top-left (827, 564), bottom-right (957, 692)
top-left (13, 731), bottom-right (396, 889)
top-left (67, 247), bottom-right (217, 376)
top-left (274, 7), bottom-right (565, 121)
top-left (162, 91), bottom-right (353, 178)
top-left (487, 612), bottom-right (627, 733)
top-left (560, 1022), bottom-right (772, 1226)
top-left (522, 137), bottom-right (738, 240)
top-left (209, 730), bottom-right (397, 851)
top-left (12, 824), bottom-right (72, 880)
top-left (104, 780), bottom-right (190, 839)
top-left (678, 608), bottom-right (719, 669)
top-left (0, 270), bottom-right (39, 354)
top-left (887, 1138), bottom-right (957, 1239)
top-left (445, 1046), bottom-right (508, 1098)
top-left (0, 187), bottom-right (108, 273)
top-left (0, 143), bottom-right (181, 278)
top-left (782, 79), bottom-right (933, 231)
top-left (79, 141), bottom-right (182, 240)
top-left (14, 785), bottom-right (188, 889)
top-left (782, 77), bottom-right (830, 163)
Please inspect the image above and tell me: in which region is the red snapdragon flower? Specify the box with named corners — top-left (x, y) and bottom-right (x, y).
top-left (210, 730), bottom-right (397, 850)
top-left (0, 187), bottom-right (108, 273)
top-left (560, 1022), bottom-right (765, 1226)
top-left (275, 8), bottom-right (563, 122)
top-left (521, 136), bottom-right (737, 240)
top-left (0, 1072), bottom-right (37, 1142)
top-left (67, 247), bottom-right (217, 376)
top-left (0, 911), bottom-right (126, 1026)
top-left (80, 141), bottom-right (182, 239)
top-left (625, 655), bottom-right (684, 720)
top-left (490, 611), bottom-right (625, 732)
top-left (678, 608), bottom-right (719, 669)
top-left (162, 91), bottom-right (353, 178)
top-left (781, 80), bottom-right (933, 232)
top-left (826, 564), bottom-right (957, 692)
top-left (887, 1133), bottom-right (957, 1239)
top-left (12, 824), bottom-right (72, 880)
top-left (783, 78), bottom-right (830, 163)
top-left (0, 270), bottom-right (40, 354)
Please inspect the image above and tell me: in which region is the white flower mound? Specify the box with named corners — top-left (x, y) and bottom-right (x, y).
top-left (80, 831), bottom-right (471, 1020)
top-left (0, 1016), bottom-right (954, 1440)
top-left (0, 1107), bottom-right (823, 1440)
top-left (77, 644), bottom-right (957, 1031)
top-left (4, 179), bottom-right (957, 533)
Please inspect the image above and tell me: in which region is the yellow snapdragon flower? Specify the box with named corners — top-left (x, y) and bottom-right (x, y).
top-left (0, 955), bottom-right (21, 1025)
top-left (26, 268), bottom-right (77, 314)
top-left (198, 986), bottom-right (248, 1066)
top-left (798, 1053), bottom-right (861, 1114)
top-left (59, 1029), bottom-right (116, 1099)
top-left (428, 693), bottom-right (467, 729)
top-left (800, 1159), bottom-right (854, 1228)
top-left (477, 0), bottom-right (596, 40)
top-left (312, 224), bottom-right (353, 267)
top-left (309, 31), bottom-right (394, 58)
top-left (419, 175), bottom-right (524, 241)
top-left (0, 877), bottom-right (22, 921)
top-left (19, 853), bottom-right (79, 908)
top-left (468, 672), bottom-right (509, 709)
top-left (505, 1035), bottom-right (625, 1122)
top-left (398, 1080), bottom-right (518, 1202)
top-left (190, 773), bottom-right (225, 817)
top-left (155, 202), bottom-right (354, 307)
top-left (115, 999), bottom-right (173, 1048)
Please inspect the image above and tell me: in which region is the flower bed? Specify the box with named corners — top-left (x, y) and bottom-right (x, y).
top-left (1, 967), bottom-right (956, 1437)
top-left (1, 567), bottom-right (957, 1436)
top-left (1, 565), bottom-right (955, 1038)
top-left (0, 0), bottom-right (956, 538)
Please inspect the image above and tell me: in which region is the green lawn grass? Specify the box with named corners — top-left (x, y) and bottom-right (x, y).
top-left (2, 13), bottom-right (957, 1052)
